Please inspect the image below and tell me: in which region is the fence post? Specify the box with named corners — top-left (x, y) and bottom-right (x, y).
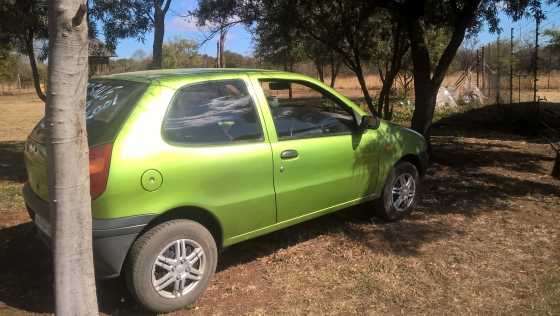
top-left (548, 54), bottom-right (552, 90)
top-left (476, 49), bottom-right (480, 88)
top-left (533, 15), bottom-right (540, 103)
top-left (497, 32), bottom-right (501, 106)
top-left (518, 72), bottom-right (521, 103)
top-left (481, 46), bottom-right (485, 92)
top-left (510, 27), bottom-right (514, 104)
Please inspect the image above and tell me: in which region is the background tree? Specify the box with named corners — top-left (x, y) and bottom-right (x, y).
top-left (396, 50), bottom-right (414, 99)
top-left (300, 37), bottom-right (343, 87)
top-left (191, 0), bottom-right (254, 67)
top-left (252, 4), bottom-right (305, 73)
top-left (91, 0), bottom-right (173, 69)
top-left (377, 0), bottom-right (559, 135)
top-left (290, 0), bottom-right (380, 114)
top-left (218, 0), bottom-right (411, 118)
top-left (250, 0), bottom-right (559, 134)
top-left (223, 50), bottom-right (259, 68)
top-left (390, 0), bottom-right (483, 134)
top-left (543, 28), bottom-right (560, 50)
top-left (373, 17), bottom-right (409, 120)
top-left (47, 0), bottom-right (98, 314)
top-left (0, 0), bottom-right (48, 102)
top-left (162, 38), bottom-right (199, 68)
top-left (543, 28), bottom-right (560, 76)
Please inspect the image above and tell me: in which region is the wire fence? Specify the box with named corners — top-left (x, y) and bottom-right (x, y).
top-left (478, 9), bottom-right (560, 105)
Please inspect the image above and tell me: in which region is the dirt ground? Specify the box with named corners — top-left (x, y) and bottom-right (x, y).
top-left (0, 93), bottom-right (559, 315)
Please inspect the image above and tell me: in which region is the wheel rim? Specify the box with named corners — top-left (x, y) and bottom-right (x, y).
top-left (391, 173), bottom-right (416, 212)
top-left (151, 239), bottom-right (205, 299)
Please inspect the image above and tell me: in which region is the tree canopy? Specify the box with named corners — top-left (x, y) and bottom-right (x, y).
top-left (90, 0), bottom-right (173, 68)
top-left (196, 0), bottom-right (558, 134)
top-left (0, 0), bottom-right (48, 101)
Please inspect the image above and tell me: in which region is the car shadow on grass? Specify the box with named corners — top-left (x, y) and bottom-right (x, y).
top-left (0, 141), bottom-right (26, 182)
top-left (0, 222), bottom-right (54, 313)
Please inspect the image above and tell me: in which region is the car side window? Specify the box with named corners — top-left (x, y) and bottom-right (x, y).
top-left (260, 79), bottom-right (356, 140)
top-left (163, 79), bottom-right (263, 145)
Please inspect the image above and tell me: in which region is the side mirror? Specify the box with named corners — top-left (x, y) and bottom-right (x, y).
top-left (355, 112), bottom-right (379, 131)
top-left (358, 115), bottom-right (369, 130)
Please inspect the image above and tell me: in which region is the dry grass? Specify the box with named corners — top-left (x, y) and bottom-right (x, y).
top-left (331, 72), bottom-right (560, 104)
top-left (0, 92), bottom-right (44, 142)
top-left (333, 75), bottom-right (383, 90)
top-left (0, 88), bottom-right (559, 316)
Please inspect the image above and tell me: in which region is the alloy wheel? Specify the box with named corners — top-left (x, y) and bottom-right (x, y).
top-left (391, 173), bottom-right (416, 212)
top-left (151, 239), bottom-right (205, 299)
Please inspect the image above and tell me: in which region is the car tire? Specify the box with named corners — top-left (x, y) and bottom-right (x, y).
top-left (126, 219), bottom-right (217, 313)
top-left (375, 161), bottom-right (420, 221)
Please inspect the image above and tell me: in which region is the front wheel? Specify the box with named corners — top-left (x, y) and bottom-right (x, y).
top-left (126, 219), bottom-right (217, 313)
top-left (375, 161), bottom-right (420, 221)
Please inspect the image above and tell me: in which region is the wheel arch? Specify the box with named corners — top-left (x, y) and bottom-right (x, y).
top-left (398, 153), bottom-right (425, 177)
top-left (144, 206), bottom-right (224, 250)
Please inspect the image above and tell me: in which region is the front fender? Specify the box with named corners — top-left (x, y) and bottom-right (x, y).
top-left (376, 121), bottom-right (428, 184)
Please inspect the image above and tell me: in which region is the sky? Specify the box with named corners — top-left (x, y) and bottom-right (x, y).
top-left (475, 3), bottom-right (560, 47)
top-left (114, 1), bottom-right (560, 59)
top-left (115, 1), bottom-right (253, 58)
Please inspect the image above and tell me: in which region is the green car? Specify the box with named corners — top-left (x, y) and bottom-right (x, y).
top-left (23, 69), bottom-right (428, 312)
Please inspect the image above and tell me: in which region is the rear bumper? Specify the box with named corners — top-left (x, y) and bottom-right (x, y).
top-left (23, 183), bottom-right (155, 279)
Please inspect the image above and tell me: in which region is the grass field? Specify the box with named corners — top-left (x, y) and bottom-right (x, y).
top-left (0, 91), bottom-right (559, 315)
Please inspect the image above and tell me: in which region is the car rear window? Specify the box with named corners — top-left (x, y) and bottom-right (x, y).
top-left (86, 79), bottom-right (147, 145)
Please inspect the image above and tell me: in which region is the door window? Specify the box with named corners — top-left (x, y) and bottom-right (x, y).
top-left (163, 79), bottom-right (263, 145)
top-left (260, 80), bottom-right (356, 140)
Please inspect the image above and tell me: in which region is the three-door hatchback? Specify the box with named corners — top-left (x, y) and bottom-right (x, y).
top-left (24, 69), bottom-right (428, 312)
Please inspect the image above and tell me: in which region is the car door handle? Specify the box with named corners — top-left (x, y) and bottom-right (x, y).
top-left (280, 149), bottom-right (299, 159)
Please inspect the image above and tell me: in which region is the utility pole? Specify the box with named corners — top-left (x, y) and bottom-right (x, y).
top-left (518, 73), bottom-right (521, 103)
top-left (476, 49), bottom-right (480, 87)
top-left (481, 46), bottom-right (485, 93)
top-left (497, 32), bottom-right (501, 105)
top-left (533, 15), bottom-right (540, 103)
top-left (510, 27), bottom-right (514, 104)
top-left (216, 41), bottom-right (220, 68)
top-left (548, 54), bottom-right (552, 90)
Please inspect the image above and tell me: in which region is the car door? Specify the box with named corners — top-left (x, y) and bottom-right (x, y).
top-left (252, 76), bottom-right (380, 223)
top-left (159, 77), bottom-right (277, 238)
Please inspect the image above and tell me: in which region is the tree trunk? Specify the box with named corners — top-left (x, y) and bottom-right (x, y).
top-left (378, 58), bottom-right (405, 120)
top-left (288, 62), bottom-right (294, 98)
top-left (47, 1), bottom-right (98, 314)
top-left (218, 28), bottom-right (227, 68)
top-left (315, 61), bottom-right (325, 83)
top-left (152, 6), bottom-right (165, 69)
top-left (407, 15), bottom-right (435, 135)
top-left (25, 32), bottom-right (46, 103)
top-left (329, 56), bottom-right (341, 88)
top-left (406, 0), bottom-right (480, 135)
top-left (410, 84), bottom-right (437, 134)
top-left (383, 83), bottom-right (392, 120)
top-left (216, 41), bottom-right (220, 67)
top-left (350, 57), bottom-right (375, 114)
top-left (381, 20), bottom-right (408, 120)
top-left (377, 66), bottom-right (386, 116)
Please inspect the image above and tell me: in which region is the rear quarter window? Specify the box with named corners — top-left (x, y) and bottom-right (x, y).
top-left (86, 80), bottom-right (147, 145)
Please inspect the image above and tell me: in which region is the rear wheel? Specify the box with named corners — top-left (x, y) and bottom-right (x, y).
top-left (375, 161), bottom-right (419, 221)
top-left (126, 219), bottom-right (217, 313)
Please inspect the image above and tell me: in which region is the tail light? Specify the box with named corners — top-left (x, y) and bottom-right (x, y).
top-left (89, 143), bottom-right (113, 200)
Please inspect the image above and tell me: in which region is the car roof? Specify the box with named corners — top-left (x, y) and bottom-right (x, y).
top-left (95, 68), bottom-right (289, 84)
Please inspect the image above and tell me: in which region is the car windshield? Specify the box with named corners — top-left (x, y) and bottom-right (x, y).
top-left (86, 79), bottom-right (147, 145)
